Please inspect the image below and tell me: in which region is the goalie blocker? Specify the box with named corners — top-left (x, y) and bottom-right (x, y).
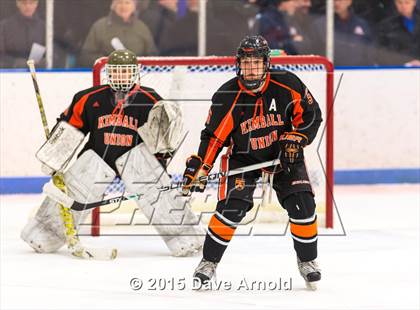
top-left (36, 121), bottom-right (85, 173)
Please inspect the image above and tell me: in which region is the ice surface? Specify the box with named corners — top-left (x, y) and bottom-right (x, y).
top-left (1, 184), bottom-right (419, 310)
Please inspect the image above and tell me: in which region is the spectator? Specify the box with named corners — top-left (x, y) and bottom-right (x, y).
top-left (54, 0), bottom-right (112, 68)
top-left (288, 0), bottom-right (317, 54)
top-left (140, 0), bottom-right (178, 53)
top-left (157, 0), bottom-right (259, 56)
top-left (0, 0), bottom-right (45, 68)
top-left (309, 0), bottom-right (326, 14)
top-left (296, 0), bottom-right (312, 15)
top-left (352, 0), bottom-right (395, 26)
top-left (251, 0), bottom-right (298, 54)
top-left (310, 0), bottom-right (394, 19)
top-left (206, 0), bottom-right (259, 56)
top-left (79, 0), bottom-right (157, 67)
top-left (376, 0), bottom-right (420, 65)
top-left (312, 0), bottom-right (373, 66)
top-left (158, 0), bottom-right (199, 56)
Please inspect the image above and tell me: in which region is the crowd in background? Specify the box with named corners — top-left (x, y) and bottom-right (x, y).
top-left (0, 0), bottom-right (419, 68)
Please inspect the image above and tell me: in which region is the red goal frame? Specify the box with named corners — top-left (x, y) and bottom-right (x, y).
top-left (91, 56), bottom-right (334, 235)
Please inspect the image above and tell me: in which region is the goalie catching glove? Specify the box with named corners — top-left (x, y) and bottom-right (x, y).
top-left (279, 132), bottom-right (308, 173)
top-left (137, 100), bottom-right (183, 154)
top-left (181, 155), bottom-right (212, 195)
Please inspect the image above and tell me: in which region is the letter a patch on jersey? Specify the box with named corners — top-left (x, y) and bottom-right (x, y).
top-left (269, 99), bottom-right (277, 112)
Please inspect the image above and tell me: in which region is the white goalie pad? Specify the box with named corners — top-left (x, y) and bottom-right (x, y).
top-left (36, 121), bottom-right (85, 172)
top-left (116, 143), bottom-right (204, 256)
top-left (62, 150), bottom-right (116, 207)
top-left (21, 150), bottom-right (116, 253)
top-left (20, 196), bottom-right (67, 253)
top-left (137, 100), bottom-right (184, 154)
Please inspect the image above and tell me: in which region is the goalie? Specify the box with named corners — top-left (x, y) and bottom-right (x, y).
top-left (21, 49), bottom-right (203, 258)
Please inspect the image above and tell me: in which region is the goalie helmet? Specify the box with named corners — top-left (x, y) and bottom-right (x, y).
top-left (106, 49), bottom-right (139, 92)
top-left (236, 35), bottom-right (271, 90)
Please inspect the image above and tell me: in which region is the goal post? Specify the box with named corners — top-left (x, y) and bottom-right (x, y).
top-left (90, 56), bottom-right (334, 236)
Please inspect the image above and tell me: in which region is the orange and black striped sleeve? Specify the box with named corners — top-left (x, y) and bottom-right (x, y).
top-left (197, 88), bottom-right (242, 167)
top-left (272, 72), bottom-right (322, 145)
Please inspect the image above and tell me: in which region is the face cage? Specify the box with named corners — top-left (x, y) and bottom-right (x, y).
top-left (235, 55), bottom-right (270, 90)
top-left (106, 64), bottom-right (139, 92)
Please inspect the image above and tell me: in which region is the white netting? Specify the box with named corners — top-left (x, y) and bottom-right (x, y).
top-left (99, 63), bottom-right (328, 84)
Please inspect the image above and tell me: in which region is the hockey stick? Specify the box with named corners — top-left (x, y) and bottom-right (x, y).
top-left (27, 60), bottom-right (117, 260)
top-left (70, 158), bottom-right (281, 211)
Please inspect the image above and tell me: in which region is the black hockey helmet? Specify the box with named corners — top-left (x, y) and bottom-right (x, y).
top-left (236, 35), bottom-right (271, 90)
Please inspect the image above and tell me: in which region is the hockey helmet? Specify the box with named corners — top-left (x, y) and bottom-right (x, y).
top-left (236, 35), bottom-right (271, 90)
top-left (106, 49), bottom-right (139, 92)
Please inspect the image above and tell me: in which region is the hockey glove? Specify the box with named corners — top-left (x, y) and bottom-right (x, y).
top-left (279, 132), bottom-right (308, 173)
top-left (181, 155), bottom-right (212, 195)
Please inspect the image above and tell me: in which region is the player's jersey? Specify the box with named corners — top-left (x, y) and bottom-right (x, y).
top-left (59, 84), bottom-right (162, 172)
top-left (197, 69), bottom-right (322, 168)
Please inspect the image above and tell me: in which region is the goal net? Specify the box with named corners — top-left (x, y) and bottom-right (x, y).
top-left (86, 56), bottom-right (334, 236)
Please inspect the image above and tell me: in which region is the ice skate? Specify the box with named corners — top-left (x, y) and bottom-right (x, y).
top-left (297, 258), bottom-right (321, 290)
top-left (193, 258), bottom-right (218, 288)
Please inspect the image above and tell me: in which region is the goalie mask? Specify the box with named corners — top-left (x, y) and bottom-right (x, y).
top-left (106, 49), bottom-right (139, 92)
top-left (236, 35), bottom-right (271, 90)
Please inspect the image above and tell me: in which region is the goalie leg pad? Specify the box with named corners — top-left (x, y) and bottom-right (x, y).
top-left (21, 196), bottom-right (66, 253)
top-left (116, 143), bottom-right (204, 257)
top-left (42, 180), bottom-right (75, 209)
top-left (62, 150), bottom-right (116, 213)
top-left (21, 150), bottom-right (116, 253)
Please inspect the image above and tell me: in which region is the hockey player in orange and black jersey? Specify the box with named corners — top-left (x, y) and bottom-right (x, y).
top-left (21, 49), bottom-right (204, 258)
top-left (182, 35), bottom-right (323, 289)
top-left (59, 53), bottom-right (162, 172)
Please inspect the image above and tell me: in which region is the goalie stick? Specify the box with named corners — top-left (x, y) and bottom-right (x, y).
top-left (27, 60), bottom-right (117, 260)
top-left (70, 158), bottom-right (281, 211)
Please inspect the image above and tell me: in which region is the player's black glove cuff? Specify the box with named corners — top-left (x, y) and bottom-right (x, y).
top-left (279, 132), bottom-right (308, 173)
top-left (181, 155), bottom-right (212, 195)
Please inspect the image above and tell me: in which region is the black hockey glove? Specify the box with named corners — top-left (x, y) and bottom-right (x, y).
top-left (279, 132), bottom-right (308, 173)
top-left (181, 155), bottom-right (212, 196)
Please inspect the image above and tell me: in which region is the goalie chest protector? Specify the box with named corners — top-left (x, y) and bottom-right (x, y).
top-left (59, 84), bottom-right (162, 172)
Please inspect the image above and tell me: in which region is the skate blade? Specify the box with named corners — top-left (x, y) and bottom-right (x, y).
top-left (305, 281), bottom-right (318, 290)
